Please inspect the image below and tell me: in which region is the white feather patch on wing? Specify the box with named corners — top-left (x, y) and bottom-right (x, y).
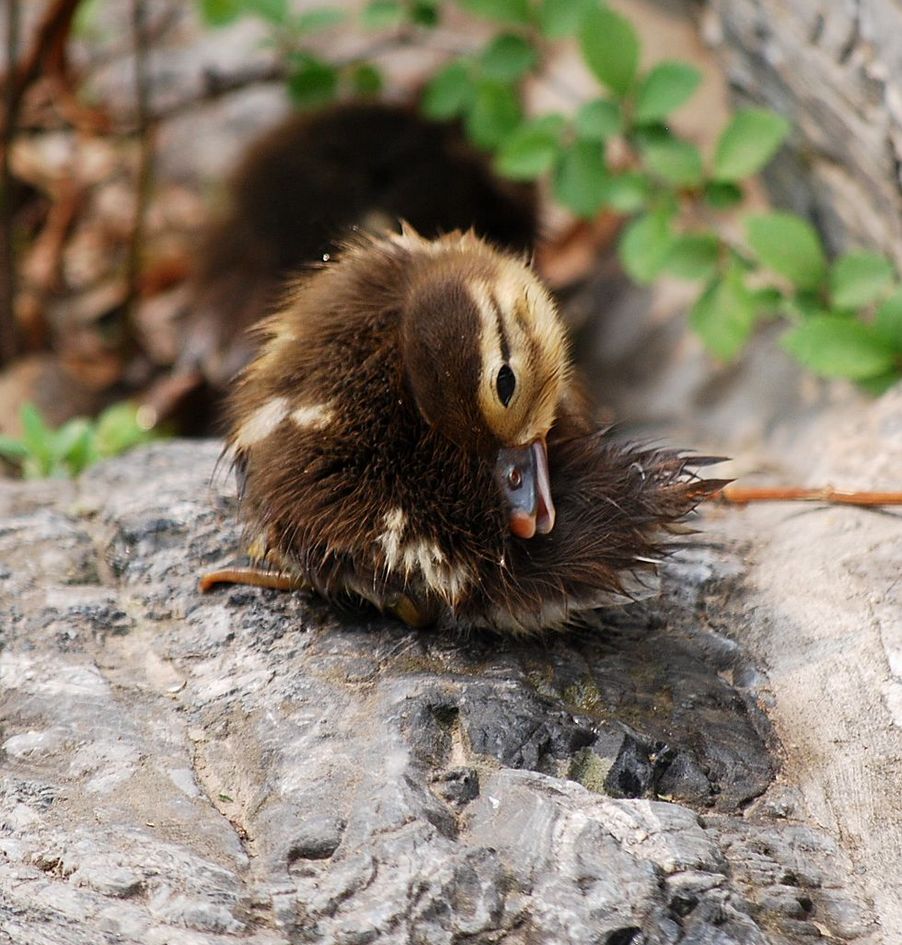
top-left (377, 507), bottom-right (407, 572)
top-left (291, 402), bottom-right (335, 431)
top-left (377, 508), bottom-right (470, 606)
top-left (235, 397), bottom-right (290, 448)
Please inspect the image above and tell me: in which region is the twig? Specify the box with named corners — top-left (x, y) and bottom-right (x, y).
top-left (18, 180), bottom-right (83, 350)
top-left (126, 0), bottom-right (154, 320)
top-left (151, 32), bottom-right (417, 124)
top-left (5, 0), bottom-right (81, 119)
top-left (1, 0), bottom-right (84, 364)
top-left (0, 0), bottom-right (21, 365)
top-left (83, 2), bottom-right (179, 73)
top-left (152, 61), bottom-right (288, 124)
top-left (719, 485), bottom-right (902, 507)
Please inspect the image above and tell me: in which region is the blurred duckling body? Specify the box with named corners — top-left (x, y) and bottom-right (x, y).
top-left (184, 102), bottom-right (536, 390)
top-left (218, 227), bottom-right (717, 633)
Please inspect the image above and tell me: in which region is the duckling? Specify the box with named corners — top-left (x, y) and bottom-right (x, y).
top-left (201, 225), bottom-right (723, 633)
top-left (182, 102), bottom-right (537, 391)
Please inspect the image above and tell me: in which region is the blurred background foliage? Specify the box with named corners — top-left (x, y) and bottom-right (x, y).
top-left (1, 0), bottom-right (900, 478)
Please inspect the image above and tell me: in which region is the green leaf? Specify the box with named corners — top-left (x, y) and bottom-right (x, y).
top-left (618, 210), bottom-right (676, 284)
top-left (287, 56), bottom-right (338, 108)
top-left (199, 0), bottom-right (243, 26)
top-left (292, 7), bottom-right (346, 32)
top-left (575, 98), bottom-right (622, 141)
top-left (632, 122), bottom-right (670, 150)
top-left (456, 0), bottom-right (530, 25)
top-left (714, 108), bottom-right (790, 181)
top-left (634, 61), bottom-right (701, 124)
top-left (704, 180), bottom-right (743, 209)
top-left (537, 0), bottom-right (593, 38)
top-left (782, 317), bottom-right (898, 379)
top-left (421, 61), bottom-right (474, 119)
top-left (495, 117), bottom-right (564, 180)
top-left (580, 5), bottom-right (640, 97)
top-left (751, 286), bottom-right (784, 313)
top-left (552, 140), bottom-right (608, 217)
top-left (781, 291), bottom-right (831, 322)
top-left (247, 0), bottom-right (287, 23)
top-left (410, 1), bottom-right (440, 26)
top-left (662, 233), bottom-right (720, 281)
top-left (830, 251), bottom-right (895, 309)
top-left (94, 403), bottom-right (154, 458)
top-left (746, 212), bottom-right (827, 290)
top-left (351, 63), bottom-right (383, 95)
top-left (0, 435), bottom-right (28, 461)
top-left (875, 290), bottom-right (902, 350)
top-left (64, 427), bottom-right (98, 476)
top-left (465, 81), bottom-right (522, 149)
top-left (479, 34), bottom-right (537, 82)
top-left (51, 418), bottom-right (92, 466)
top-left (20, 403), bottom-right (53, 472)
top-left (689, 269), bottom-right (757, 360)
top-left (600, 172), bottom-right (649, 213)
top-left (361, 0), bottom-right (405, 29)
top-left (857, 370), bottom-right (902, 395)
top-left (642, 138), bottom-right (703, 186)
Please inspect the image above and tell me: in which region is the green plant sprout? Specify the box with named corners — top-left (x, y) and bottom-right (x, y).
top-left (194, 0), bottom-right (902, 391)
top-left (0, 402), bottom-right (159, 480)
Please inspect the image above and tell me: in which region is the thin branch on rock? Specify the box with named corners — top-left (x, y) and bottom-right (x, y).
top-left (719, 485), bottom-right (902, 507)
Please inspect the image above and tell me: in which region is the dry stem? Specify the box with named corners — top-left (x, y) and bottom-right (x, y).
top-left (719, 485), bottom-right (902, 507)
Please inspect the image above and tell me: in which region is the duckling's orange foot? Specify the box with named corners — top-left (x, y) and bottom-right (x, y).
top-left (199, 566), bottom-right (306, 594)
top-left (384, 592), bottom-right (439, 630)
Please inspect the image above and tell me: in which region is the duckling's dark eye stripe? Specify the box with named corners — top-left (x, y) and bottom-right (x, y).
top-left (489, 294), bottom-right (511, 363)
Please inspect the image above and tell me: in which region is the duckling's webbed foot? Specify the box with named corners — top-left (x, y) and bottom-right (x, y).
top-left (383, 592), bottom-right (439, 629)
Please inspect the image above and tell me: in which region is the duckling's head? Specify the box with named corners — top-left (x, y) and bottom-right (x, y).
top-left (397, 229), bottom-right (570, 539)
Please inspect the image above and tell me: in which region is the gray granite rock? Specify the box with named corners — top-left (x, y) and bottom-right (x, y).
top-left (705, 0), bottom-right (902, 263)
top-left (0, 442), bottom-right (877, 943)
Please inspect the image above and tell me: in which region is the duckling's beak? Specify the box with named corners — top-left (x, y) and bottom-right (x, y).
top-left (495, 438), bottom-right (556, 539)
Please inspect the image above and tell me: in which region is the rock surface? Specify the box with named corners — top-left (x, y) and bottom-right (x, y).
top-left (0, 441), bottom-right (878, 944)
top-left (705, 0), bottom-right (902, 263)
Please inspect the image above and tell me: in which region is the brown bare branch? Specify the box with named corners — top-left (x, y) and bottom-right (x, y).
top-left (719, 485), bottom-right (902, 508)
top-left (1, 0), bottom-right (22, 365)
top-left (5, 0), bottom-right (82, 125)
top-left (1, 0), bottom-right (85, 365)
top-left (126, 0), bottom-right (154, 323)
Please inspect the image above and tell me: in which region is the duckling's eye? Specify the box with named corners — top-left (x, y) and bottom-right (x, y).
top-left (496, 364), bottom-right (516, 407)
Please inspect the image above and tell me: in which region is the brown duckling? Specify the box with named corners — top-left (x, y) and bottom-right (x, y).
top-left (182, 102), bottom-right (537, 391)
top-left (201, 226), bottom-right (722, 633)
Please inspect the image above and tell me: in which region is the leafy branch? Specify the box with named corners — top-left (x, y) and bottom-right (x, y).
top-left (196, 0), bottom-right (902, 391)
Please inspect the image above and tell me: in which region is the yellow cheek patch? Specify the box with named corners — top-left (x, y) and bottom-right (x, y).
top-left (467, 261), bottom-right (569, 446)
